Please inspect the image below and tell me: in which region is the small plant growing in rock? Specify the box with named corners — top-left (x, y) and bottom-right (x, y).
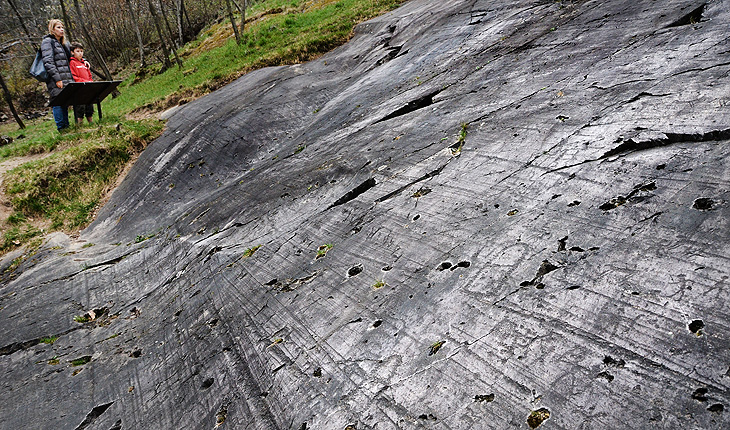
top-left (450, 122), bottom-right (469, 155)
top-left (527, 408), bottom-right (551, 428)
top-left (69, 356), bottom-right (92, 366)
top-left (39, 336), bottom-right (58, 344)
top-left (242, 245), bottom-right (262, 258)
top-left (373, 280), bottom-right (386, 289)
top-left (429, 340), bottom-right (446, 356)
top-left (316, 243), bottom-right (333, 259)
top-left (73, 315), bottom-right (90, 323)
top-left (134, 233), bottom-right (155, 243)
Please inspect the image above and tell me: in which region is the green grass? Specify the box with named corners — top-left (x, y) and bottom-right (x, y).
top-left (3, 120), bottom-right (163, 236)
top-left (0, 0), bottom-right (404, 253)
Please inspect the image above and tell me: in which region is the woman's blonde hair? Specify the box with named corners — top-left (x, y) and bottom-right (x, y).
top-left (48, 19), bottom-right (66, 44)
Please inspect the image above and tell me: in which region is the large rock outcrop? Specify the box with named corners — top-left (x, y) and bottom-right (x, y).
top-left (2, 0), bottom-right (729, 428)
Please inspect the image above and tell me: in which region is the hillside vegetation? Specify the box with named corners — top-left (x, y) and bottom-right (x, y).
top-left (0, 0), bottom-right (402, 254)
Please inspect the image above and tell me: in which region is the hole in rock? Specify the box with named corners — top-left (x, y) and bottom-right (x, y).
top-left (566, 285), bottom-right (581, 290)
top-left (567, 200), bottom-right (581, 207)
top-left (413, 214), bottom-right (421, 221)
top-left (569, 246), bottom-right (584, 252)
top-left (707, 404), bottom-right (724, 413)
top-left (656, 164), bottom-right (666, 170)
top-left (596, 371), bottom-right (614, 382)
top-left (636, 182), bottom-right (657, 192)
top-left (382, 265), bottom-right (392, 271)
top-left (437, 262), bottom-right (452, 271)
top-left (313, 368), bottom-right (322, 377)
top-left (527, 408), bottom-right (551, 429)
top-left (450, 261), bottom-right (471, 270)
top-left (600, 196), bottom-right (627, 211)
top-left (373, 320), bottom-right (383, 328)
top-left (693, 198), bottom-right (714, 210)
top-left (378, 91), bottom-right (440, 123)
top-left (329, 178), bottom-right (377, 209)
top-left (201, 377), bottom-right (214, 389)
top-left (603, 356), bottom-right (626, 367)
top-left (74, 402), bottom-right (114, 430)
top-left (536, 260), bottom-right (559, 277)
top-left (667, 3), bottom-right (705, 27)
top-left (688, 319), bottom-right (704, 335)
top-left (474, 394), bottom-right (495, 403)
top-left (348, 265), bottom-right (363, 277)
top-left (692, 387), bottom-right (708, 401)
top-left (557, 236), bottom-right (568, 251)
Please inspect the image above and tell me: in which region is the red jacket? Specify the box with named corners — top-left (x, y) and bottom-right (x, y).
top-left (69, 57), bottom-right (93, 82)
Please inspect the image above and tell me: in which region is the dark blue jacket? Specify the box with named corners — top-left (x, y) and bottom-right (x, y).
top-left (40, 34), bottom-right (73, 98)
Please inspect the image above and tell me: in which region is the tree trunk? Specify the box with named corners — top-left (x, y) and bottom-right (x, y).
top-left (174, 0), bottom-right (184, 44)
top-left (158, 0), bottom-right (183, 68)
top-left (232, 0), bottom-right (245, 35)
top-left (58, 0), bottom-right (74, 42)
top-left (225, 0), bottom-right (241, 43)
top-left (72, 0), bottom-right (114, 81)
top-left (158, 0), bottom-right (178, 49)
top-left (0, 72), bottom-right (25, 129)
top-left (125, 0), bottom-right (146, 66)
top-left (147, 0), bottom-right (173, 70)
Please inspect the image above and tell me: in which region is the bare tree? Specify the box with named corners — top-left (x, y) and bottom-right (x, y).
top-left (174, 0), bottom-right (184, 44)
top-left (6, 0), bottom-right (38, 49)
top-left (225, 0), bottom-right (240, 43)
top-left (58, 0), bottom-right (74, 42)
top-left (158, 0), bottom-right (183, 67)
top-left (71, 0), bottom-right (114, 82)
top-left (232, 0), bottom-right (245, 36)
top-left (157, 0), bottom-right (177, 49)
top-left (0, 72), bottom-right (25, 129)
top-left (125, 0), bottom-right (146, 66)
top-left (146, 0), bottom-right (173, 70)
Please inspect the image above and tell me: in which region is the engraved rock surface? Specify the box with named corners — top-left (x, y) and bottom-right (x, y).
top-left (2, 0), bottom-right (729, 428)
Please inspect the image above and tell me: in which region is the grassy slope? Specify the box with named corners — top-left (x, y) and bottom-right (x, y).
top-left (0, 0), bottom-right (402, 254)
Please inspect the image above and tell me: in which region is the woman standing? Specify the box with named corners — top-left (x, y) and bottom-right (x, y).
top-left (41, 19), bottom-right (73, 131)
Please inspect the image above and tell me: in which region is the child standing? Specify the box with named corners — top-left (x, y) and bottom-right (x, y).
top-left (69, 42), bottom-right (94, 125)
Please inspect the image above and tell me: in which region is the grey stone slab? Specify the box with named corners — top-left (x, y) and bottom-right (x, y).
top-left (1, 0), bottom-right (729, 428)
